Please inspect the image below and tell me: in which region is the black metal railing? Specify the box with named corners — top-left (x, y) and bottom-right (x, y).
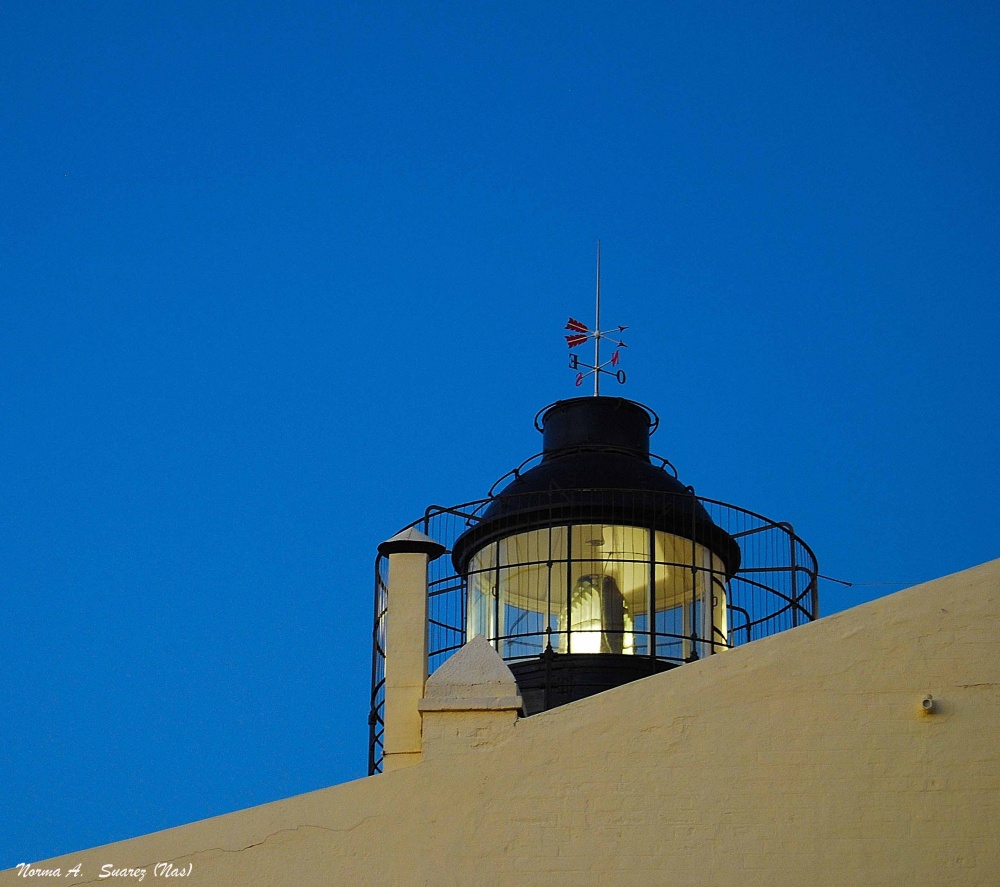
top-left (369, 491), bottom-right (818, 774)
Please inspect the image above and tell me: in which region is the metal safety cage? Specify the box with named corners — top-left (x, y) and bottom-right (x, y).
top-left (369, 491), bottom-right (818, 775)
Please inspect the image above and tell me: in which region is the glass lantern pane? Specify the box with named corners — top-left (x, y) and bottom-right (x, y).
top-left (559, 524), bottom-right (643, 655)
top-left (652, 532), bottom-right (729, 660)
top-left (492, 527), bottom-right (566, 659)
top-left (709, 559), bottom-right (729, 652)
top-left (466, 541), bottom-right (497, 644)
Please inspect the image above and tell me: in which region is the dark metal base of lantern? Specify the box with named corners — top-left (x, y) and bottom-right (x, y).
top-left (510, 650), bottom-right (678, 716)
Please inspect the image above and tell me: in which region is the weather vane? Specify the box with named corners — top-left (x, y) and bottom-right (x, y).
top-left (565, 242), bottom-right (628, 395)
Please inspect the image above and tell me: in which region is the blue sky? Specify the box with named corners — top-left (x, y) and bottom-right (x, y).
top-left (2, 0), bottom-right (998, 868)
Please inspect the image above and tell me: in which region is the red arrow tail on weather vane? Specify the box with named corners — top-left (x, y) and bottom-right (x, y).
top-left (565, 318), bottom-right (589, 348)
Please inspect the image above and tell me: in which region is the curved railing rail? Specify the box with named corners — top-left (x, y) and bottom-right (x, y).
top-left (369, 491), bottom-right (818, 775)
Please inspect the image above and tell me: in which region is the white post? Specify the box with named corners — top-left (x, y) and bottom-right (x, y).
top-left (377, 528), bottom-right (445, 772)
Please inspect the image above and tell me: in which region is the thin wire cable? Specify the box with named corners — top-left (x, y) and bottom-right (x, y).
top-left (819, 574), bottom-right (919, 588)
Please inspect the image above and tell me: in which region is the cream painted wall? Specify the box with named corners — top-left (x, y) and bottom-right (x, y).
top-left (5, 559), bottom-right (998, 887)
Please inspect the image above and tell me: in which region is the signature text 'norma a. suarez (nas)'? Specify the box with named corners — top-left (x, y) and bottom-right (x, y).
top-left (13, 862), bottom-right (193, 881)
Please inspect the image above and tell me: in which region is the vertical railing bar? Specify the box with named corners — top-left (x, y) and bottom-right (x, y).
top-left (648, 526), bottom-right (656, 658)
top-left (566, 522), bottom-right (573, 655)
top-left (789, 526), bottom-right (799, 629)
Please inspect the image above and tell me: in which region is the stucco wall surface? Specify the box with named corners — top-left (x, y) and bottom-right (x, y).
top-left (5, 558), bottom-right (999, 887)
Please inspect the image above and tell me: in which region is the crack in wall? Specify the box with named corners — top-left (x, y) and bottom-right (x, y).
top-left (68, 820), bottom-right (376, 886)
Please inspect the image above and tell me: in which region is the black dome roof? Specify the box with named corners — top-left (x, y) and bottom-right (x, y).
top-left (451, 397), bottom-right (741, 577)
